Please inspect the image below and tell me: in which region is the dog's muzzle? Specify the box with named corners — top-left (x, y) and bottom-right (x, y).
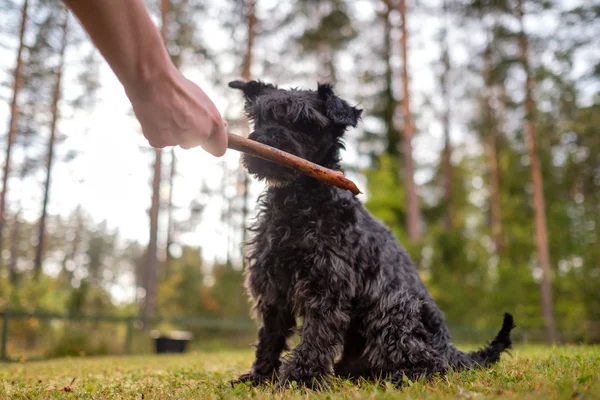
top-left (242, 126), bottom-right (303, 185)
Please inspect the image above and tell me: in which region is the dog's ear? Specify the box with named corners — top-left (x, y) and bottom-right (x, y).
top-left (228, 80), bottom-right (275, 101)
top-left (317, 83), bottom-right (362, 128)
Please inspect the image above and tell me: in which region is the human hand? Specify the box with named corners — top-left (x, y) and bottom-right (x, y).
top-left (127, 67), bottom-right (228, 156)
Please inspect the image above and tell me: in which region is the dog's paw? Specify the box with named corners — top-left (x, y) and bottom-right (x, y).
top-left (231, 371), bottom-right (274, 387)
top-left (276, 365), bottom-right (330, 391)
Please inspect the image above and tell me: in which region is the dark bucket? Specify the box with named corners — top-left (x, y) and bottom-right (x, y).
top-left (151, 330), bottom-right (193, 354)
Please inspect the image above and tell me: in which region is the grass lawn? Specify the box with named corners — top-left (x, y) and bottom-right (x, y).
top-left (1, 345), bottom-right (598, 399)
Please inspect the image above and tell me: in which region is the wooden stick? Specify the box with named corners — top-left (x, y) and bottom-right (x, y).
top-left (227, 133), bottom-right (361, 195)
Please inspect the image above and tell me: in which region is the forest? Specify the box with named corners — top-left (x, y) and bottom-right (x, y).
top-left (0, 0), bottom-right (598, 358)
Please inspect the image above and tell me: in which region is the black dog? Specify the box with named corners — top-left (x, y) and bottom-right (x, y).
top-left (229, 80), bottom-right (515, 390)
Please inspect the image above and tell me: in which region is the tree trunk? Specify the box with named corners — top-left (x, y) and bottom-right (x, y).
top-left (164, 2), bottom-right (180, 274)
top-left (239, 0), bottom-right (256, 269)
top-left (517, 0), bottom-right (557, 343)
top-left (398, 0), bottom-right (421, 242)
top-left (160, 0), bottom-right (169, 39)
top-left (8, 160), bottom-right (35, 284)
top-left (61, 205), bottom-right (84, 282)
top-left (482, 44), bottom-right (503, 253)
top-left (165, 148), bottom-right (176, 272)
top-left (380, 0), bottom-right (398, 159)
top-left (241, 0), bottom-right (256, 81)
top-left (8, 208), bottom-right (22, 285)
top-left (221, 162), bottom-right (233, 264)
top-left (0, 0), bottom-right (29, 268)
top-left (486, 117), bottom-right (503, 252)
top-left (34, 11), bottom-right (69, 279)
top-left (317, 41), bottom-right (336, 86)
top-left (143, 0), bottom-right (169, 320)
top-left (144, 148), bottom-right (161, 319)
top-left (439, 0), bottom-right (453, 231)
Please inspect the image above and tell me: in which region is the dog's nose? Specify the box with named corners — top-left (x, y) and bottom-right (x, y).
top-left (249, 126), bottom-right (282, 146)
top-left (249, 132), bottom-right (268, 145)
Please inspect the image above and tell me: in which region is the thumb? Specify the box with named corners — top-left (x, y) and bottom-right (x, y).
top-left (202, 119), bottom-right (228, 157)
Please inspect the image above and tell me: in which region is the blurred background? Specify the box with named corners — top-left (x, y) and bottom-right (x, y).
top-left (0, 0), bottom-right (597, 360)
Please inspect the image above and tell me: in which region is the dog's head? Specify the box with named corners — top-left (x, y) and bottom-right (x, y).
top-left (228, 80), bottom-right (362, 187)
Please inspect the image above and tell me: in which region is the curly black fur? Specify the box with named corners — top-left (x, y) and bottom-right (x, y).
top-left (228, 80), bottom-right (515, 390)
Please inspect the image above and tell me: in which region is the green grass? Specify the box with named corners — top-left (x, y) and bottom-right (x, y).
top-left (1, 345), bottom-right (598, 399)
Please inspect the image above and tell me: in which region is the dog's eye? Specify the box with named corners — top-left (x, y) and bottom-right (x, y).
top-left (272, 104), bottom-right (289, 120)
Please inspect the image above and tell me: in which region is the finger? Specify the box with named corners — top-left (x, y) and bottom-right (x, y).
top-left (149, 136), bottom-right (177, 148)
top-left (149, 142), bottom-right (167, 149)
top-left (147, 130), bottom-right (178, 149)
top-left (179, 140), bottom-right (199, 150)
top-left (177, 131), bottom-right (206, 150)
top-left (202, 121), bottom-right (228, 157)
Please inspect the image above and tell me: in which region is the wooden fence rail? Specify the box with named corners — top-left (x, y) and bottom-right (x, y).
top-left (0, 309), bottom-right (256, 361)
top-left (2, 310), bottom-right (595, 361)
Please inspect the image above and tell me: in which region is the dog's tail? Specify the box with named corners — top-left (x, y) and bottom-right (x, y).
top-left (448, 313), bottom-right (515, 370)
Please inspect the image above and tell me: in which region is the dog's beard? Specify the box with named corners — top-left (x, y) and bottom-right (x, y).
top-left (242, 154), bottom-right (297, 188)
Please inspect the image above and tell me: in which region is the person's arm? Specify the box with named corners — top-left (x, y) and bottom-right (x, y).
top-left (63, 0), bottom-right (227, 156)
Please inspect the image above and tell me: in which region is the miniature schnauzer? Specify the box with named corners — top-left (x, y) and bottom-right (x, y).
top-left (229, 80), bottom-right (515, 390)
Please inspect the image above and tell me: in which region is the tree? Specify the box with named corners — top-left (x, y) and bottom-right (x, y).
top-left (398, 0), bottom-right (421, 242)
top-left (516, 0), bottom-right (557, 343)
top-left (0, 0), bottom-right (29, 268)
top-left (238, 0), bottom-right (257, 268)
top-left (438, 0), bottom-right (454, 230)
top-left (462, 0), bottom-right (514, 253)
top-left (293, 0), bottom-right (357, 85)
top-left (142, 0), bottom-right (169, 320)
top-left (157, 0), bottom-right (220, 275)
top-left (7, 158), bottom-right (37, 284)
top-left (482, 39), bottom-right (504, 253)
top-left (165, 148), bottom-right (176, 270)
top-left (359, 0), bottom-right (412, 252)
top-left (379, 0), bottom-right (401, 161)
top-left (58, 206), bottom-right (87, 283)
top-left (34, 9), bottom-right (69, 279)
top-left (84, 221), bottom-right (118, 285)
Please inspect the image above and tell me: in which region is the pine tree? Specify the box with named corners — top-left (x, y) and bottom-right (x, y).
top-left (438, 0), bottom-right (454, 231)
top-left (483, 39), bottom-right (504, 253)
top-left (0, 0), bottom-right (29, 268)
top-left (380, 0), bottom-right (400, 160)
top-left (516, 0), bottom-right (557, 343)
top-left (34, 8), bottom-right (69, 279)
top-left (142, 0), bottom-right (170, 320)
top-left (7, 158), bottom-right (36, 284)
top-left (398, 0), bottom-right (421, 242)
top-left (293, 0), bottom-right (356, 85)
top-left (161, 0), bottom-right (218, 274)
top-left (239, 0), bottom-right (257, 269)
top-left (463, 0), bottom-right (513, 254)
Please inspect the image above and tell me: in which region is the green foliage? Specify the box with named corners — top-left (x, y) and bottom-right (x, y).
top-left (155, 247), bottom-right (251, 344)
top-left (45, 323), bottom-right (117, 358)
top-left (0, 274), bottom-right (69, 312)
top-left (296, 5), bottom-right (357, 53)
top-left (157, 246), bottom-right (212, 317)
top-left (209, 261), bottom-right (249, 320)
top-left (363, 153), bottom-right (407, 245)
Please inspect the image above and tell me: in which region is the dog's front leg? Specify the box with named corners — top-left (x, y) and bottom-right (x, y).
top-left (277, 256), bottom-right (353, 390)
top-left (277, 301), bottom-right (350, 390)
top-left (233, 304), bottom-right (295, 386)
